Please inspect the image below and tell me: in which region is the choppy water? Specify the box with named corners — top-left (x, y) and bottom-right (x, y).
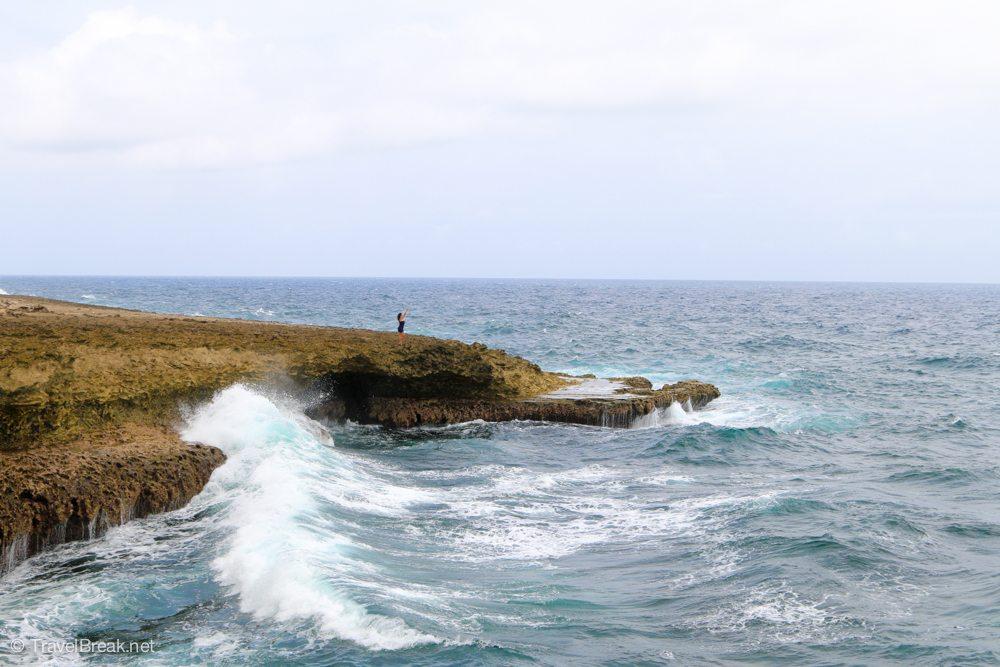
top-left (1, 277), bottom-right (998, 665)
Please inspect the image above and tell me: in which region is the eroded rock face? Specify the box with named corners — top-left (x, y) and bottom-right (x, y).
top-left (309, 379), bottom-right (721, 428)
top-left (0, 424), bottom-right (225, 576)
top-left (0, 297), bottom-right (567, 572)
top-left (0, 296), bottom-right (721, 572)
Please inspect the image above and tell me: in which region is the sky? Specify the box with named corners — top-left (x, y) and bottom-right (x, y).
top-left (1, 1), bottom-right (998, 282)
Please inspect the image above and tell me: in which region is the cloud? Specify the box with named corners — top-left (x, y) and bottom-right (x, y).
top-left (2, 2), bottom-right (999, 168)
top-left (0, 8), bottom-right (492, 167)
top-left (4, 10), bottom-right (248, 159)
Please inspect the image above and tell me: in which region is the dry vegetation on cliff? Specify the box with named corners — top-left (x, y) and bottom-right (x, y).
top-left (0, 296), bottom-right (565, 450)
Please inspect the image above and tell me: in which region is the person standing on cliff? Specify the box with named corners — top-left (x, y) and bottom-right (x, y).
top-left (397, 309), bottom-right (409, 343)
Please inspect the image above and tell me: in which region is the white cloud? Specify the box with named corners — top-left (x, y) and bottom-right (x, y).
top-left (4, 10), bottom-right (246, 155)
top-left (0, 8), bottom-right (492, 167)
top-left (1, 2), bottom-right (999, 168)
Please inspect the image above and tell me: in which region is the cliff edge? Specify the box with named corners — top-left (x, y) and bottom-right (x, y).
top-left (0, 295), bottom-right (719, 574)
top-left (0, 296), bottom-right (564, 450)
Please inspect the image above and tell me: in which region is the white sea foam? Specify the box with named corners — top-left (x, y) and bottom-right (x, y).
top-left (0, 382), bottom-right (788, 655)
top-left (0, 580), bottom-right (111, 665)
top-left (0, 483), bottom-right (230, 664)
top-left (80, 294), bottom-right (96, 299)
top-left (311, 454), bottom-right (436, 517)
top-left (629, 394), bottom-right (809, 431)
top-left (0, 288), bottom-right (8, 295)
top-left (631, 401), bottom-right (694, 428)
top-left (192, 630), bottom-right (240, 659)
top-left (691, 583), bottom-right (864, 645)
top-left (181, 385), bottom-right (440, 651)
top-left (445, 491), bottom-right (734, 562)
top-left (431, 460), bottom-right (780, 562)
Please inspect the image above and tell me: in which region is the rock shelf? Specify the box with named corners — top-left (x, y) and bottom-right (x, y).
top-left (0, 295), bottom-right (719, 574)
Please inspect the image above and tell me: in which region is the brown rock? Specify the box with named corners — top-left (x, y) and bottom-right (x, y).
top-left (0, 296), bottom-right (565, 450)
top-left (309, 379), bottom-right (721, 429)
top-left (0, 424), bottom-right (224, 575)
top-left (0, 295), bottom-right (720, 571)
top-left (609, 376), bottom-right (654, 390)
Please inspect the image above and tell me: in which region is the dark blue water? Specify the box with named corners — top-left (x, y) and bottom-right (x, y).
top-left (1, 277), bottom-right (998, 665)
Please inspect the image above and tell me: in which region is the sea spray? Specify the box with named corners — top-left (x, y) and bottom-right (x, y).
top-left (630, 401), bottom-right (691, 429)
top-left (2, 278), bottom-right (995, 664)
top-left (180, 385), bottom-right (439, 651)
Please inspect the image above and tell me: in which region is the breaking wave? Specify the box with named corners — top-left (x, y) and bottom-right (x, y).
top-left (180, 385), bottom-right (440, 651)
top-left (629, 395), bottom-right (851, 434)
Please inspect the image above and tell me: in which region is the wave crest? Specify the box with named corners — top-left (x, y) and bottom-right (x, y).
top-left (181, 385), bottom-right (439, 651)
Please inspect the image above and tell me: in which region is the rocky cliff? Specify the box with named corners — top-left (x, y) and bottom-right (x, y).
top-left (309, 379), bottom-right (720, 428)
top-left (1, 425), bottom-right (223, 574)
top-left (0, 295), bottom-right (719, 574)
top-left (0, 296), bottom-right (564, 451)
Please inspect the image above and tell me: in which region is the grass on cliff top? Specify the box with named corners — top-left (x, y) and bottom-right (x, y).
top-left (0, 296), bottom-right (565, 449)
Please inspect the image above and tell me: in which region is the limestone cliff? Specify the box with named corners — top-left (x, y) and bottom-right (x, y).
top-left (309, 379), bottom-right (720, 428)
top-left (1, 425), bottom-right (223, 574)
top-left (0, 296), bottom-right (564, 450)
top-left (0, 295), bottom-right (719, 575)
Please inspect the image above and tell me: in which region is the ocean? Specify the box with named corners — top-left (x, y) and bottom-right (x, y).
top-left (0, 277), bottom-right (998, 665)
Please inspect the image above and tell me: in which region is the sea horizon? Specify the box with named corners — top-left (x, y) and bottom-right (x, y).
top-left (4, 274), bottom-right (999, 287)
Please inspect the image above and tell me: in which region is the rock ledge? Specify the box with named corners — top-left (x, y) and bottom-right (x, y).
top-left (0, 295), bottom-right (719, 573)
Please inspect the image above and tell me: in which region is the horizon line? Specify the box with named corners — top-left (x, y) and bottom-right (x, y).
top-left (2, 274), bottom-right (998, 287)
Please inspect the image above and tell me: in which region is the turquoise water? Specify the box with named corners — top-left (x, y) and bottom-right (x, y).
top-left (0, 277), bottom-right (998, 665)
